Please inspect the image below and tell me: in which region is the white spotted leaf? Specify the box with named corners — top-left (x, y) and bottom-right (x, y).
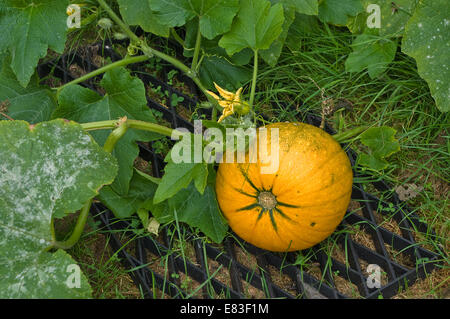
top-left (401, 0), bottom-right (450, 112)
top-left (54, 67), bottom-right (162, 195)
top-left (0, 119), bottom-right (118, 298)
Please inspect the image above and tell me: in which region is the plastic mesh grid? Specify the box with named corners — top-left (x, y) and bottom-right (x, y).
top-left (37, 43), bottom-right (443, 299)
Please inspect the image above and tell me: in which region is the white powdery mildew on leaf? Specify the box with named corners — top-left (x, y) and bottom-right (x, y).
top-left (3, 250), bottom-right (92, 298)
top-left (401, 0), bottom-right (450, 111)
top-left (0, 120), bottom-right (117, 298)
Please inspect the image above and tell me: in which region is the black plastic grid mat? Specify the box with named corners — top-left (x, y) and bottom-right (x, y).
top-left (37, 42), bottom-right (444, 299)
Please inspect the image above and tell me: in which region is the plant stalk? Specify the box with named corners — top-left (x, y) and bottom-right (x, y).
top-left (170, 28), bottom-right (185, 47)
top-left (249, 50), bottom-right (259, 110)
top-left (102, 117), bottom-right (129, 153)
top-left (51, 199), bottom-right (93, 250)
top-left (191, 21), bottom-right (202, 72)
top-left (56, 54), bottom-right (149, 94)
top-left (332, 126), bottom-right (369, 143)
top-left (80, 118), bottom-right (182, 139)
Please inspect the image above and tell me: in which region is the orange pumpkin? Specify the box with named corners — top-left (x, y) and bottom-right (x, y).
top-left (215, 122), bottom-right (353, 252)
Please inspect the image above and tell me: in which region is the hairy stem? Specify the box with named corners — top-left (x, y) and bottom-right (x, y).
top-left (56, 55), bottom-right (149, 94)
top-left (51, 199), bottom-right (93, 250)
top-left (102, 117), bottom-right (129, 153)
top-left (249, 50), bottom-right (259, 110)
top-left (170, 28), bottom-right (185, 47)
top-left (211, 104), bottom-right (218, 122)
top-left (80, 118), bottom-right (182, 139)
top-left (191, 20), bottom-right (202, 72)
top-left (332, 126), bottom-right (369, 143)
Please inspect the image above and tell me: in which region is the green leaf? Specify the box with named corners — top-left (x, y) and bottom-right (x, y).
top-left (183, 19), bottom-right (254, 66)
top-left (358, 126), bottom-right (400, 170)
top-left (346, 9), bottom-right (368, 34)
top-left (117, 0), bottom-right (170, 37)
top-left (0, 249), bottom-right (92, 298)
top-left (282, 0), bottom-right (318, 15)
top-left (150, 182), bottom-right (228, 243)
top-left (135, 168), bottom-right (161, 185)
top-left (0, 57), bottom-right (56, 123)
top-left (377, 0), bottom-right (418, 37)
top-left (0, 0), bottom-right (69, 87)
top-left (0, 119), bottom-right (118, 298)
top-left (219, 0), bottom-right (285, 55)
top-left (318, 0), bottom-right (363, 26)
top-left (142, 196), bottom-right (172, 224)
top-left (285, 13), bottom-right (321, 51)
top-left (54, 67), bottom-right (162, 195)
top-left (193, 163), bottom-right (208, 194)
top-left (98, 170), bottom-right (158, 219)
top-left (198, 55), bottom-right (252, 91)
top-left (149, 0), bottom-right (240, 39)
top-left (147, 166), bottom-right (227, 242)
top-left (346, 0), bottom-right (418, 36)
top-left (360, 126), bottom-right (400, 158)
top-left (0, 119), bottom-right (118, 218)
top-left (401, 0), bottom-right (450, 112)
top-left (345, 33), bottom-right (398, 78)
top-left (153, 161), bottom-right (208, 204)
top-left (260, 0), bottom-right (296, 66)
top-left (358, 153), bottom-right (389, 171)
top-left (171, 183), bottom-right (228, 243)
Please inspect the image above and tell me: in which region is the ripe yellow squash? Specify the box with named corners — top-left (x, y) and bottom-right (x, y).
top-left (215, 122), bottom-right (353, 252)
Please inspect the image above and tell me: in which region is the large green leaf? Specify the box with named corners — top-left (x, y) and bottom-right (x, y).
top-left (318, 0), bottom-right (363, 26)
top-left (0, 0), bottom-right (69, 87)
top-left (117, 0), bottom-right (170, 37)
top-left (358, 126), bottom-right (400, 170)
top-left (345, 33), bottom-right (398, 78)
top-left (199, 55), bottom-right (252, 91)
top-left (0, 57), bottom-right (56, 123)
top-left (183, 19), bottom-right (254, 66)
top-left (285, 13), bottom-right (320, 51)
top-left (360, 126), bottom-right (400, 158)
top-left (260, 0), bottom-right (296, 66)
top-left (377, 0), bottom-right (418, 37)
top-left (148, 182), bottom-right (228, 243)
top-left (99, 169), bottom-right (158, 219)
top-left (219, 0), bottom-right (285, 55)
top-left (170, 183), bottom-right (228, 243)
top-left (283, 0), bottom-right (318, 15)
top-left (1, 249), bottom-right (92, 298)
top-left (0, 119), bottom-right (118, 298)
top-left (401, 0), bottom-right (450, 112)
top-left (153, 161), bottom-right (208, 204)
top-left (54, 67), bottom-right (162, 195)
top-left (346, 0), bottom-right (418, 36)
top-left (149, 0), bottom-right (239, 39)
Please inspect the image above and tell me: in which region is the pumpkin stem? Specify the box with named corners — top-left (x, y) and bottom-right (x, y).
top-left (258, 191), bottom-right (277, 210)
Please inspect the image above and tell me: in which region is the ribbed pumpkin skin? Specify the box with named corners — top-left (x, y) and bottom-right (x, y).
top-left (215, 122), bottom-right (353, 252)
